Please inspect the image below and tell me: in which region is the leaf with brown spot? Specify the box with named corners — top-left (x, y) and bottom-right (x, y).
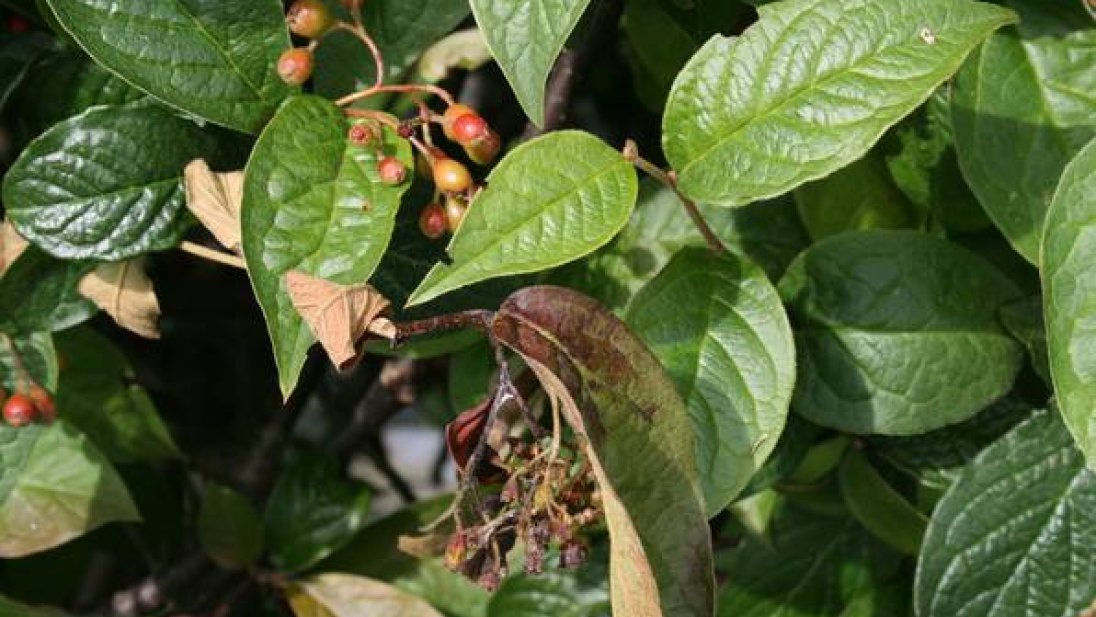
top-left (0, 219), bottom-right (29, 276)
top-left (491, 285), bottom-right (715, 617)
top-left (285, 270), bottom-right (396, 369)
top-left (77, 260), bottom-right (161, 339)
top-left (184, 159), bottom-right (244, 252)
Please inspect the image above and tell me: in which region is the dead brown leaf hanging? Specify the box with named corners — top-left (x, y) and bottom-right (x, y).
top-left (183, 159), bottom-right (244, 252)
top-left (284, 270), bottom-right (396, 369)
top-left (78, 260), bottom-right (162, 339)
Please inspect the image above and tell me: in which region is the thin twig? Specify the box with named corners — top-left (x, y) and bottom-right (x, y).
top-left (180, 241), bottom-right (247, 270)
top-left (623, 140), bottom-right (727, 253)
top-left (336, 82), bottom-right (456, 108)
top-left (392, 310), bottom-right (494, 344)
top-left (334, 22), bottom-right (384, 87)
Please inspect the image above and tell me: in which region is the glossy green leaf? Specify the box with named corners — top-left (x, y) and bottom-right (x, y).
top-left (787, 435), bottom-right (850, 486)
top-left (3, 104), bottom-right (225, 261)
top-left (0, 332), bottom-right (57, 392)
top-left (871, 397), bottom-right (1032, 491)
top-left (779, 230), bottom-right (1024, 435)
top-left (197, 483), bottom-right (263, 570)
top-left (838, 449), bottom-right (927, 555)
top-left (794, 153), bottom-right (917, 241)
top-left (469, 0), bottom-right (590, 125)
top-left (951, 2), bottom-right (1095, 262)
top-left (0, 421), bottom-right (139, 558)
top-left (314, 0), bottom-right (469, 99)
top-left (242, 95), bottom-right (412, 396)
top-left (998, 296), bottom-right (1050, 386)
top-left (43, 0), bottom-right (294, 133)
top-left (626, 248), bottom-right (795, 515)
top-left (718, 503), bottom-right (898, 617)
top-left (407, 131), bottom-right (637, 307)
top-left (740, 415), bottom-right (820, 497)
top-left (556, 180), bottom-right (809, 312)
top-left (1042, 138), bottom-right (1096, 469)
top-left (53, 327), bottom-right (179, 463)
top-left (0, 247), bottom-right (97, 334)
top-left (486, 571), bottom-right (609, 617)
top-left (915, 410), bottom-right (1096, 617)
top-left (492, 286), bottom-right (713, 617)
top-left (663, 0), bottom-right (1016, 206)
top-left (6, 50), bottom-right (145, 143)
top-left (263, 453), bottom-right (371, 573)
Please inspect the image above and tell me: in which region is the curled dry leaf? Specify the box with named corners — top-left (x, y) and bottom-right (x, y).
top-left (78, 260), bottom-right (161, 339)
top-left (289, 573), bottom-right (444, 617)
top-left (0, 219), bottom-right (29, 276)
top-left (284, 270), bottom-right (396, 369)
top-left (184, 159), bottom-right (244, 252)
top-left (418, 29), bottom-right (492, 82)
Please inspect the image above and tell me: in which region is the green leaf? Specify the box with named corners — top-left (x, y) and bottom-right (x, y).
top-left (0, 420), bottom-right (139, 558)
top-left (407, 131), bottom-right (638, 307)
top-left (53, 327), bottom-right (179, 463)
top-left (794, 153), bottom-right (918, 241)
top-left (447, 339), bottom-right (495, 412)
top-left (0, 332), bottom-right (57, 392)
top-left (487, 571), bottom-right (609, 617)
top-left (998, 296), bottom-right (1050, 386)
top-left (951, 2), bottom-right (1096, 263)
top-left (493, 286), bottom-right (713, 617)
top-left (838, 449), bottom-right (927, 555)
top-left (0, 246), bottom-right (97, 334)
top-left (241, 95), bottom-right (412, 397)
top-left (779, 230), bottom-right (1024, 435)
top-left (314, 0), bottom-right (469, 99)
top-left (555, 180), bottom-right (809, 312)
top-left (5, 50), bottom-right (145, 143)
top-left (263, 453), bottom-right (371, 573)
top-left (43, 0), bottom-right (294, 133)
top-left (197, 483), bottom-right (263, 570)
top-left (718, 503), bottom-right (898, 617)
top-left (740, 415), bottom-right (821, 497)
top-left (0, 594), bottom-right (70, 617)
top-left (787, 435), bottom-right (850, 486)
top-left (663, 0), bottom-right (1016, 206)
top-left (1042, 137), bottom-right (1096, 469)
top-left (626, 248), bottom-right (795, 515)
top-left (870, 397), bottom-right (1032, 491)
top-left (469, 0), bottom-right (591, 126)
top-left (915, 410), bottom-right (1095, 617)
top-left (3, 104), bottom-right (226, 261)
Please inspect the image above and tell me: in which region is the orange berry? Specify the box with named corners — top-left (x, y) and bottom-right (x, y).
top-left (277, 48), bottom-right (313, 86)
top-left (451, 114), bottom-right (488, 145)
top-left (377, 156), bottom-right (408, 185)
top-left (464, 128), bottom-right (501, 165)
top-left (442, 104), bottom-right (477, 141)
top-left (27, 384), bottom-right (55, 423)
top-left (444, 196), bottom-right (468, 233)
top-left (433, 158), bottom-right (472, 193)
top-left (286, 0), bottom-right (334, 39)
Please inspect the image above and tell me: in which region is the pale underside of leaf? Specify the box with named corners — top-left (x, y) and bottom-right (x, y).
top-left (285, 270), bottom-right (395, 369)
top-left (185, 159), bottom-right (244, 252)
top-left (294, 572), bottom-right (444, 617)
top-left (78, 260), bottom-right (161, 339)
top-left (0, 220), bottom-right (29, 275)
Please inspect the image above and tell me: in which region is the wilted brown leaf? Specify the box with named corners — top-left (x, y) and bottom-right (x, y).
top-left (0, 219), bottom-right (29, 276)
top-left (184, 159), bottom-right (244, 252)
top-left (78, 260), bottom-right (161, 339)
top-left (292, 573), bottom-right (443, 617)
top-left (284, 270), bottom-right (396, 369)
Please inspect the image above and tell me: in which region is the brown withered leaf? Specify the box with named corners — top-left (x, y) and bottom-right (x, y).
top-left (0, 219), bottom-right (29, 276)
top-left (184, 159), bottom-right (244, 252)
top-left (291, 573), bottom-right (443, 617)
top-left (284, 270), bottom-right (396, 369)
top-left (78, 260), bottom-right (161, 339)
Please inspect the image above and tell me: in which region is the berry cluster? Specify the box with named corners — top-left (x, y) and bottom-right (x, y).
top-left (443, 438), bottom-right (602, 590)
top-left (2, 383), bottom-right (56, 427)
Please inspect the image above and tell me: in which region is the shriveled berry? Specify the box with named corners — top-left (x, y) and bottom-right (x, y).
top-left (286, 0), bottom-right (333, 39)
top-left (377, 156), bottom-right (408, 185)
top-left (277, 48), bottom-right (314, 86)
top-left (418, 203), bottom-right (447, 239)
top-left (27, 384), bottom-right (55, 423)
top-left (442, 104), bottom-right (476, 141)
top-left (433, 158), bottom-right (472, 193)
top-left (451, 113), bottom-right (488, 145)
top-left (464, 128), bottom-right (501, 166)
top-left (559, 541), bottom-right (586, 569)
top-left (347, 124), bottom-right (377, 146)
top-left (3, 393), bottom-right (37, 427)
top-left (444, 195), bottom-right (468, 233)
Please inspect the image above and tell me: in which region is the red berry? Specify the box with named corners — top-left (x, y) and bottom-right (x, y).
top-left (27, 384), bottom-right (55, 423)
top-left (286, 0), bottom-right (333, 39)
top-left (442, 104), bottom-right (476, 141)
top-left (433, 158), bottom-right (472, 193)
top-left (3, 393), bottom-right (37, 427)
top-left (444, 195), bottom-right (468, 233)
top-left (451, 114), bottom-right (488, 145)
top-left (377, 156), bottom-right (408, 185)
top-left (464, 128), bottom-right (502, 166)
top-left (277, 48), bottom-right (314, 86)
top-left (418, 203), bottom-right (447, 239)
top-left (6, 15), bottom-right (30, 34)
top-left (347, 124), bottom-right (377, 146)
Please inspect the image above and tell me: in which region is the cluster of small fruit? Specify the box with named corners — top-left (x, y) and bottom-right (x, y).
top-left (443, 439), bottom-right (602, 590)
top-left (275, 0), bottom-right (335, 86)
top-left (1, 382), bottom-right (56, 428)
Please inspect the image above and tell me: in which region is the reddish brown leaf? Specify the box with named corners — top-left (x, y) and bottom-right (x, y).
top-left (445, 399), bottom-right (491, 471)
top-left (284, 271), bottom-right (396, 369)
